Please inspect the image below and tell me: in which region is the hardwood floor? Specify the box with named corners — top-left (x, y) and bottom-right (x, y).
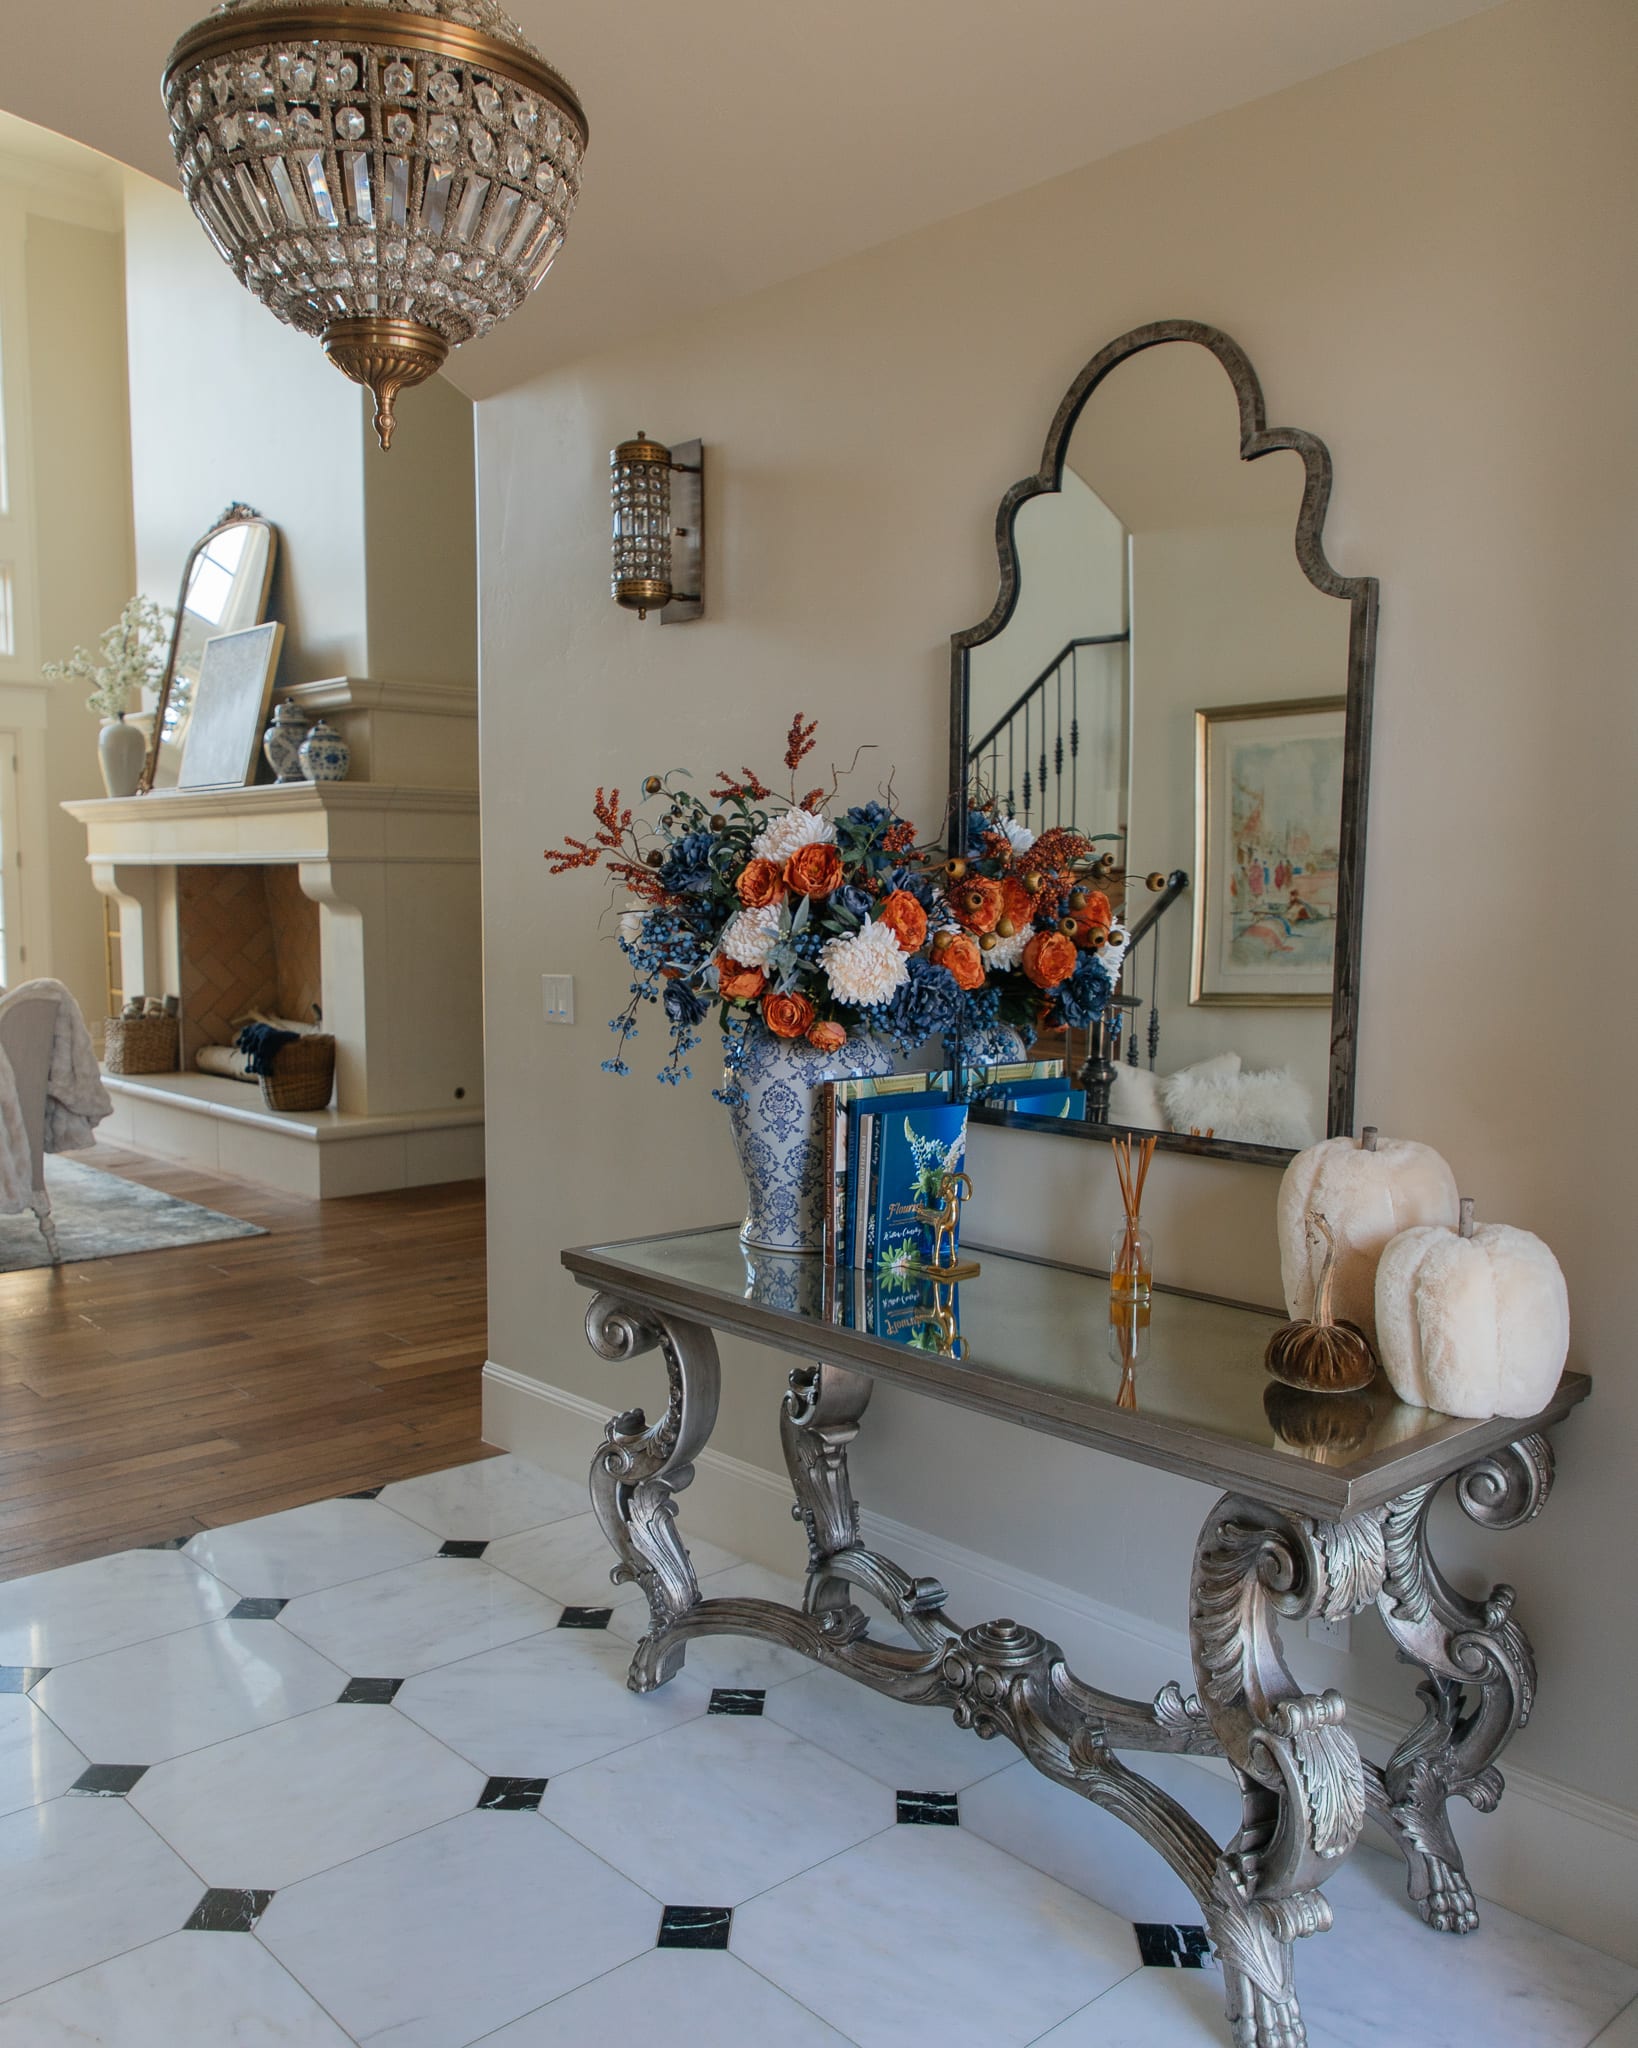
top-left (0, 1147), bottom-right (494, 1583)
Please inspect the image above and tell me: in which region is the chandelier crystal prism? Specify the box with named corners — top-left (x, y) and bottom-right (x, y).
top-left (162, 0), bottom-right (588, 448)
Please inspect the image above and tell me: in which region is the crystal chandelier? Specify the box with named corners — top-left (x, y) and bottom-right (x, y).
top-left (162, 0), bottom-right (587, 449)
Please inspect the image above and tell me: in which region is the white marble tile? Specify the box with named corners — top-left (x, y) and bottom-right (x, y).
top-left (129, 1699), bottom-right (483, 1888)
top-left (481, 1947), bottom-right (854, 2046)
top-left (259, 1809), bottom-right (656, 2048)
top-left (1033, 1966), bottom-right (1239, 2046)
top-left (486, 1510), bottom-right (740, 1608)
top-left (1592, 1997), bottom-right (1638, 2046)
top-left (0, 1795), bottom-right (203, 2003)
top-left (540, 1709), bottom-right (891, 1906)
top-left (763, 1663), bottom-right (1015, 1795)
top-left (395, 1628), bottom-right (710, 1776)
top-left (606, 1561), bottom-right (816, 1690)
top-left (1293, 1843), bottom-right (1638, 2048)
top-left (0, 1549), bottom-right (234, 1668)
top-left (186, 1497), bottom-right (442, 1597)
top-left (733, 1821), bottom-right (1138, 2047)
top-left (960, 1750), bottom-right (1243, 1925)
top-left (0, 1693), bottom-right (86, 1816)
top-left (0, 1927), bottom-right (354, 2045)
top-left (32, 1618), bottom-right (348, 1765)
top-left (278, 1558), bottom-right (562, 1678)
top-left (379, 1455), bottom-right (586, 1542)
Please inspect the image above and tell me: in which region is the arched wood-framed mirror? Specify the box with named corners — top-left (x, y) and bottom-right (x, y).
top-left (950, 319), bottom-right (1377, 1163)
top-left (140, 503), bottom-right (279, 793)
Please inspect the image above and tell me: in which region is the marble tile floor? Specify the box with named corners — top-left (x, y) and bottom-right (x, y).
top-left (0, 1452), bottom-right (1633, 2047)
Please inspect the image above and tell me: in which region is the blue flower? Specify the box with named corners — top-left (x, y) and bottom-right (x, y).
top-left (1054, 951), bottom-right (1113, 1029)
top-left (888, 866), bottom-right (942, 913)
top-left (837, 884), bottom-right (873, 920)
top-left (868, 957), bottom-right (961, 1052)
top-left (663, 982), bottom-right (709, 1027)
top-left (657, 830), bottom-right (717, 897)
top-left (846, 801), bottom-right (889, 830)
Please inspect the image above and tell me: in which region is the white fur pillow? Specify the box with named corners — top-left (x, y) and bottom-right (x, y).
top-left (1108, 1062), bottom-right (1165, 1130)
top-left (1161, 1057), bottom-right (1316, 1149)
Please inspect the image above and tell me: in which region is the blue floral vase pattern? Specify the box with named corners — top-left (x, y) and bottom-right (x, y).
top-left (726, 1028), bottom-right (892, 1255)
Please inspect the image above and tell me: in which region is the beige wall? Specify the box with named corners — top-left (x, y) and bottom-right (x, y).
top-left (475, 0), bottom-right (1636, 1886)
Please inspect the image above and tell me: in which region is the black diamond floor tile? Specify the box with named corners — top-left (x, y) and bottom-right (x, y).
top-left (185, 1887), bottom-right (276, 1933)
top-left (0, 1666), bottom-right (48, 1693)
top-left (478, 1776), bottom-right (548, 1812)
top-left (69, 1763), bottom-right (149, 1798)
top-left (144, 1535), bottom-right (192, 1552)
top-left (557, 1607), bottom-right (613, 1630)
top-left (657, 1906), bottom-right (733, 1951)
top-left (438, 1539), bottom-right (489, 1560)
top-left (896, 1791), bottom-right (959, 1825)
top-left (707, 1688), bottom-right (765, 1716)
top-left (227, 1597), bottom-right (288, 1620)
top-left (1135, 1922), bottom-right (1214, 1969)
top-left (338, 1677), bottom-right (404, 1705)
top-left (344, 1487), bottom-right (384, 1500)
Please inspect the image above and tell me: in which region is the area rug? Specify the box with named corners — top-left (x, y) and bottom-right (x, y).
top-left (0, 1156), bottom-right (266, 1272)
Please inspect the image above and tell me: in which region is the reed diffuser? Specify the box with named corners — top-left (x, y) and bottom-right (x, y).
top-left (1110, 1133), bottom-right (1157, 1304)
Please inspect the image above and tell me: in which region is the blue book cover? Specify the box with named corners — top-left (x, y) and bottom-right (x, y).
top-left (870, 1102), bottom-right (969, 1276)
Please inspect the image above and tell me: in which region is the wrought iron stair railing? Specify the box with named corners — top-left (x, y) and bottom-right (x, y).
top-left (967, 633), bottom-right (1129, 832)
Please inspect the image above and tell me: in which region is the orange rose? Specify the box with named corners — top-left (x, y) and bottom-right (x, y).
top-left (936, 932), bottom-right (986, 991)
top-left (1066, 887), bottom-right (1113, 944)
top-left (763, 991), bottom-right (816, 1040)
top-left (784, 843), bottom-right (843, 898)
top-left (736, 858), bottom-right (783, 909)
top-left (715, 954), bottom-right (767, 1002)
top-left (949, 876), bottom-right (1004, 934)
top-left (1022, 930), bottom-right (1078, 989)
top-left (807, 1020), bottom-right (848, 1054)
top-left (876, 889), bottom-right (928, 953)
top-left (998, 875), bottom-right (1035, 933)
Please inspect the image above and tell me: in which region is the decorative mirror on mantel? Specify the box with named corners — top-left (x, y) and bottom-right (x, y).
top-left (140, 504), bottom-right (279, 793)
top-left (949, 320), bottom-right (1377, 1165)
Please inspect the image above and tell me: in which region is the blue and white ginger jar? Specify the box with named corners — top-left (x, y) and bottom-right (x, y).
top-left (298, 718), bottom-right (351, 782)
top-left (726, 1028), bottom-right (892, 1255)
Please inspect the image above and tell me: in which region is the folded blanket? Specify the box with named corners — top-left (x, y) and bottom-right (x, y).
top-left (0, 980), bottom-right (113, 1211)
top-left (235, 1021), bottom-right (300, 1077)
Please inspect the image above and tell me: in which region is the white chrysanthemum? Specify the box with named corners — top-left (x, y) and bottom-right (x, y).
top-left (618, 907), bottom-right (646, 945)
top-left (996, 816), bottom-right (1035, 854)
top-left (1101, 926), bottom-right (1132, 986)
top-left (751, 807), bottom-right (836, 865)
top-left (823, 920), bottom-right (910, 1006)
top-left (984, 922), bottom-right (1034, 973)
top-left (719, 903), bottom-right (781, 967)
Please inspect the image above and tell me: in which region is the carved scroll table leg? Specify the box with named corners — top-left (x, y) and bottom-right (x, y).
top-left (781, 1363), bottom-right (875, 1637)
top-left (585, 1293), bottom-right (722, 1692)
top-left (1190, 1494), bottom-right (1386, 2048)
top-left (1371, 1434), bottom-right (1551, 1936)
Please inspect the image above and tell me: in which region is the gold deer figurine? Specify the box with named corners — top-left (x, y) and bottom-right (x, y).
top-left (912, 1171), bottom-right (981, 1282)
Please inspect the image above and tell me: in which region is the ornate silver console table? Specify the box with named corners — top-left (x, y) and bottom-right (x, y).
top-left (561, 1227), bottom-right (1588, 2048)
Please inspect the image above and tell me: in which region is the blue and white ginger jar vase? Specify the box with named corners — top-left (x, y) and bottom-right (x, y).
top-left (726, 1028), bottom-right (892, 1255)
top-left (298, 718), bottom-right (350, 782)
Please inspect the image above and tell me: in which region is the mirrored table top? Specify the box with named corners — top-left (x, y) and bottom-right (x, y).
top-left (562, 1227), bottom-right (1590, 1517)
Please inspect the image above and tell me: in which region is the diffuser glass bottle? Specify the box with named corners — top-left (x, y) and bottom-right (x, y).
top-left (1109, 1222), bottom-right (1154, 1305)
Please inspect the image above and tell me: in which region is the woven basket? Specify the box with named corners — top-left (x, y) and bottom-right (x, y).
top-left (103, 1014), bottom-right (179, 1075)
top-left (258, 1033), bottom-right (336, 1113)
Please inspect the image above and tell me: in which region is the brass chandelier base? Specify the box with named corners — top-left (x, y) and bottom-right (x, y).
top-left (323, 317), bottom-right (451, 452)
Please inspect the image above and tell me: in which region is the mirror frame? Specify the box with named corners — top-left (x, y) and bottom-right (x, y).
top-left (139, 502), bottom-right (280, 795)
top-left (948, 318), bottom-right (1378, 1160)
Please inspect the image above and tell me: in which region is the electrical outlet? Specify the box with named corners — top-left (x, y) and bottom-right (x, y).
top-left (542, 973), bottom-right (575, 1024)
top-left (1307, 1614), bottom-right (1351, 1652)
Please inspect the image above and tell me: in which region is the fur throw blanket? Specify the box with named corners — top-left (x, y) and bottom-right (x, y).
top-left (0, 980), bottom-right (114, 1211)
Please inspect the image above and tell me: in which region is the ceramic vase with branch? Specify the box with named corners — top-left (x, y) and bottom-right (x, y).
top-left (43, 595), bottom-right (174, 798)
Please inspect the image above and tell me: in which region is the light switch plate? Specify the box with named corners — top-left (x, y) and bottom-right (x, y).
top-left (542, 973), bottom-right (575, 1024)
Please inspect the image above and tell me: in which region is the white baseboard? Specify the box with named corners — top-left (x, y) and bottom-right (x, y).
top-left (484, 1361), bottom-right (1638, 1966)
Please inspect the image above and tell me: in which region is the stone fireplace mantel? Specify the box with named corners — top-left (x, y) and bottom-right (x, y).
top-left (64, 781), bottom-right (483, 1197)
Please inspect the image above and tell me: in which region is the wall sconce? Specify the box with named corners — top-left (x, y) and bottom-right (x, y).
top-left (610, 435), bottom-right (704, 622)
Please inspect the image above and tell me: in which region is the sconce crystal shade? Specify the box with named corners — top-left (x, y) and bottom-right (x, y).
top-left (610, 435), bottom-right (675, 618)
top-left (162, 0), bottom-right (588, 450)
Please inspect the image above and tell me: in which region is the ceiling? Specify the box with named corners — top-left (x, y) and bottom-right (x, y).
top-left (3, 0), bottom-right (1501, 400)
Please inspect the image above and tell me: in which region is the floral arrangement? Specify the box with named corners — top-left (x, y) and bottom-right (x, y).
top-left (43, 595), bottom-right (175, 723)
top-left (545, 717), bottom-right (1124, 1090)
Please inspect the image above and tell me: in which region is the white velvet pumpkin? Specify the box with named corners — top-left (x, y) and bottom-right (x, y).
top-left (1277, 1130), bottom-right (1458, 1347)
top-left (1375, 1212), bottom-right (1569, 1419)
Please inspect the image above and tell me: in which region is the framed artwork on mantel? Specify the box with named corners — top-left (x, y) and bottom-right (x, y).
top-left (1192, 696), bottom-right (1345, 1006)
top-left (177, 622), bottom-right (285, 791)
